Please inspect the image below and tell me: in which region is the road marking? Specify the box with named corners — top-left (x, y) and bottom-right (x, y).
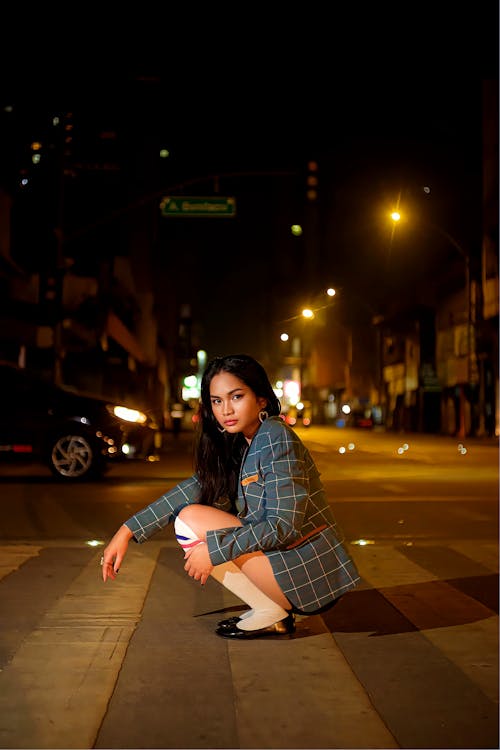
top-left (331, 494), bottom-right (496, 502)
top-left (353, 543), bottom-right (499, 703)
top-left (0, 545), bottom-right (42, 582)
top-left (0, 537), bottom-right (497, 749)
top-left (228, 622), bottom-right (399, 748)
top-left (350, 543), bottom-right (438, 586)
top-left (0, 542), bottom-right (162, 749)
top-left (449, 541), bottom-right (499, 573)
top-left (380, 483), bottom-right (407, 493)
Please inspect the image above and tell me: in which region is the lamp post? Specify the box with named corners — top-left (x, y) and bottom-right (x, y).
top-left (390, 210), bottom-right (473, 438)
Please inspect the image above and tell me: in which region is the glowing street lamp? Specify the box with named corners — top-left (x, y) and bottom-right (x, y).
top-left (301, 287), bottom-right (336, 320)
top-left (278, 287), bottom-right (338, 407)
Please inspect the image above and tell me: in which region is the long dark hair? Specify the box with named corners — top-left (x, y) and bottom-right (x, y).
top-left (195, 354), bottom-right (281, 506)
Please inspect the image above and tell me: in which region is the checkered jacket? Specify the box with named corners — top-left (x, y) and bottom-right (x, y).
top-left (125, 416), bottom-right (360, 613)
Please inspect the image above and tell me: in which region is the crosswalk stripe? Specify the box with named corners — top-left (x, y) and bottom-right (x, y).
top-left (449, 540), bottom-right (499, 572)
top-left (0, 542), bottom-right (162, 749)
top-left (348, 541), bottom-right (499, 706)
top-left (331, 494), bottom-right (495, 502)
top-left (0, 538), bottom-right (497, 749)
top-left (228, 623), bottom-right (399, 749)
top-left (349, 542), bottom-right (438, 586)
top-left (0, 544), bottom-right (42, 582)
top-left (422, 614), bottom-right (498, 702)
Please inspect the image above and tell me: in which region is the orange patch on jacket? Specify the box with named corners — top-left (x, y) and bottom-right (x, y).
top-left (241, 473), bottom-right (259, 486)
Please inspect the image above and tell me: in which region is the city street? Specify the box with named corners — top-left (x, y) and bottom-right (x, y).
top-left (2, 29), bottom-right (497, 750)
top-left (0, 426), bottom-right (498, 749)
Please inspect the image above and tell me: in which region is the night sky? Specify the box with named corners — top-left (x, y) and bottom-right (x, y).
top-left (1, 7), bottom-right (498, 361)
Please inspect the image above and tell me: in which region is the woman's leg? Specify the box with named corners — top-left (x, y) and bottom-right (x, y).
top-left (177, 505), bottom-right (289, 604)
top-left (235, 552), bottom-right (291, 610)
top-left (176, 504), bottom-right (243, 541)
top-left (174, 505), bottom-right (251, 616)
top-left (176, 505), bottom-right (291, 631)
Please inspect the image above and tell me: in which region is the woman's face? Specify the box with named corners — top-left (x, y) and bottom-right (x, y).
top-left (209, 371), bottom-right (267, 443)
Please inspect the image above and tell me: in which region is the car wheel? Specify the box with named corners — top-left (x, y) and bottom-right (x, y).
top-left (48, 433), bottom-right (104, 481)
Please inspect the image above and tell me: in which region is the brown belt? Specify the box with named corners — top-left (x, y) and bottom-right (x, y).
top-left (286, 524), bottom-right (328, 549)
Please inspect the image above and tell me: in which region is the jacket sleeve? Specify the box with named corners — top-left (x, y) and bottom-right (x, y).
top-left (125, 474), bottom-right (202, 542)
top-left (206, 429), bottom-right (309, 565)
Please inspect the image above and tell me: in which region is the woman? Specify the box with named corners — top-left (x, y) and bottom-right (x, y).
top-left (101, 354), bottom-right (360, 639)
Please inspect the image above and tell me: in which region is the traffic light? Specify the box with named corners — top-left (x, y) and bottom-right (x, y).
top-left (63, 111), bottom-right (74, 161)
top-left (306, 160), bottom-right (318, 202)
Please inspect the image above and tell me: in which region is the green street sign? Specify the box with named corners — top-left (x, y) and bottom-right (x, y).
top-left (160, 195), bottom-right (236, 217)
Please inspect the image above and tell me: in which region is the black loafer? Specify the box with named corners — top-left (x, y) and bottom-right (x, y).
top-left (217, 615), bottom-right (244, 629)
top-left (215, 613), bottom-right (295, 639)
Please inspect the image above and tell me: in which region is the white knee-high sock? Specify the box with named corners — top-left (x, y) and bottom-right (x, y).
top-left (210, 562), bottom-right (289, 630)
top-left (174, 517), bottom-right (288, 630)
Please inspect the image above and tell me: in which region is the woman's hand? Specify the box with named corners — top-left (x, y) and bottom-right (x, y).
top-left (183, 542), bottom-right (213, 585)
top-left (101, 524), bottom-right (133, 582)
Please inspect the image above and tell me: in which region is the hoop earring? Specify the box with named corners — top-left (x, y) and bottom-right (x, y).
top-left (258, 410), bottom-right (269, 423)
top-left (217, 425), bottom-right (226, 433)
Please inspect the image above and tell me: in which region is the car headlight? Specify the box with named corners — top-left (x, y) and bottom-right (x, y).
top-left (107, 405), bottom-right (148, 424)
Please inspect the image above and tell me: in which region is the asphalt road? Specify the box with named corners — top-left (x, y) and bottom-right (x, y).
top-left (0, 426), bottom-right (498, 749)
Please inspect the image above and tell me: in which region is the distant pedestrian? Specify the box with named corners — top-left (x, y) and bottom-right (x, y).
top-left (101, 354), bottom-right (360, 638)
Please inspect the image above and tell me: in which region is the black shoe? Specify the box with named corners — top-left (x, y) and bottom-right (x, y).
top-left (217, 615), bottom-right (244, 629)
top-left (215, 613), bottom-right (295, 639)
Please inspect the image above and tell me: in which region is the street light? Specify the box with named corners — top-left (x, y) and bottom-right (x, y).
top-left (301, 287), bottom-right (336, 320)
top-left (278, 287), bottom-right (337, 408)
top-left (390, 210), bottom-right (473, 438)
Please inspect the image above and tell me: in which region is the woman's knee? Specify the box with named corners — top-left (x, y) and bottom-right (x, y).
top-left (177, 504), bottom-right (242, 537)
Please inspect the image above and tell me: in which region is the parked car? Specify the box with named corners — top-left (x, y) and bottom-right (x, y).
top-left (282, 400), bottom-right (312, 428)
top-left (0, 362), bottom-right (160, 481)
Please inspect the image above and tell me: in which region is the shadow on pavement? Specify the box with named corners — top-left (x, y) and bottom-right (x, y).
top-left (322, 573), bottom-right (498, 636)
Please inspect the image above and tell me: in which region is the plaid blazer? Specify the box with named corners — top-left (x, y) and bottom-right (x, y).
top-left (125, 416), bottom-right (360, 613)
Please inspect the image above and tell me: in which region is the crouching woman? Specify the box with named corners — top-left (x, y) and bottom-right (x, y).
top-left (101, 354), bottom-right (360, 639)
